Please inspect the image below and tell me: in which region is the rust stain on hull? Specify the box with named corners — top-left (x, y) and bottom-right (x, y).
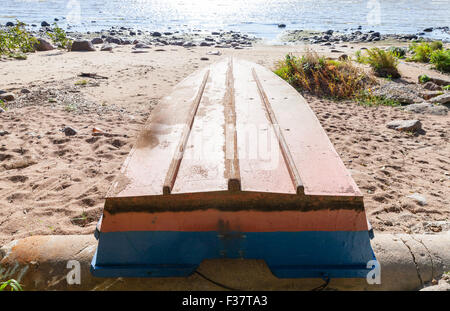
top-left (104, 191), bottom-right (364, 215)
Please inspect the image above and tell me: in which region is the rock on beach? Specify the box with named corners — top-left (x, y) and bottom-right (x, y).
top-left (71, 40), bottom-right (96, 52)
top-left (386, 120), bottom-right (422, 132)
top-left (34, 38), bottom-right (54, 51)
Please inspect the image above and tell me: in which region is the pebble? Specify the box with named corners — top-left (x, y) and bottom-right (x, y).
top-left (131, 49), bottom-right (149, 54)
top-left (430, 93), bottom-right (450, 104)
top-left (62, 127), bottom-right (77, 136)
top-left (407, 193), bottom-right (427, 206)
top-left (386, 120), bottom-right (422, 132)
top-left (91, 38), bottom-right (104, 44)
top-left (0, 93), bottom-right (15, 101)
top-left (92, 127), bottom-right (105, 134)
top-left (182, 42), bottom-right (196, 48)
top-left (100, 44), bottom-right (113, 51)
top-left (207, 50), bottom-right (221, 56)
top-left (422, 221), bottom-right (450, 233)
top-left (105, 37), bottom-right (122, 45)
top-left (134, 43), bottom-right (151, 49)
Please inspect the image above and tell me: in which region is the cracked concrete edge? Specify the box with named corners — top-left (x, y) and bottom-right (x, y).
top-left (371, 232), bottom-right (449, 290)
top-left (400, 236), bottom-right (424, 287)
top-left (0, 232), bottom-right (449, 291)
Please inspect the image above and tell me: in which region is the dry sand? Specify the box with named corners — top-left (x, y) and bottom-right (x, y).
top-left (0, 43), bottom-right (449, 245)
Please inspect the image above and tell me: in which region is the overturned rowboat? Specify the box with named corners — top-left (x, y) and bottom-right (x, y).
top-left (91, 58), bottom-right (376, 279)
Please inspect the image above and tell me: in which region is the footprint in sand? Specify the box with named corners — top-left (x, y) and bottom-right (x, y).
top-left (0, 153), bottom-right (13, 161)
top-left (7, 175), bottom-right (29, 183)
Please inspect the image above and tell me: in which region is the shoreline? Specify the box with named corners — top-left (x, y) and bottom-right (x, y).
top-left (2, 22), bottom-right (450, 52)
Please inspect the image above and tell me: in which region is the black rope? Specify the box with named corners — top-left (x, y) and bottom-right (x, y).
top-left (194, 270), bottom-right (239, 291)
top-left (311, 276), bottom-right (330, 291)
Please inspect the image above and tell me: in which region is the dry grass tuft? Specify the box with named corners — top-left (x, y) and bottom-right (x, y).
top-left (274, 49), bottom-right (374, 99)
top-left (356, 48), bottom-right (401, 78)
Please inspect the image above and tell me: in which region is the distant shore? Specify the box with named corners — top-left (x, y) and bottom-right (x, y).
top-left (37, 25), bottom-right (450, 46)
top-left (2, 21), bottom-right (450, 52)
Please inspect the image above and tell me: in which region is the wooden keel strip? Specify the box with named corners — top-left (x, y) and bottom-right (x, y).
top-left (224, 58), bottom-right (241, 191)
top-left (171, 59), bottom-right (230, 194)
top-left (233, 59), bottom-right (295, 194)
top-left (252, 62), bottom-right (361, 197)
top-left (163, 70), bottom-right (210, 195)
top-left (252, 68), bottom-right (305, 195)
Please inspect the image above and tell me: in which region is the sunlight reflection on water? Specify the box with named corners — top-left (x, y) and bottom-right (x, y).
top-left (1, 0), bottom-right (449, 40)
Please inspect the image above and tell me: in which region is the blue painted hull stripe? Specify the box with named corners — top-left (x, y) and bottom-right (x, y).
top-left (91, 230), bottom-right (376, 278)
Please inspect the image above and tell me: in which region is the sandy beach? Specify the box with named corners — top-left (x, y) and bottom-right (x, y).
top-left (0, 41), bottom-right (449, 246)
